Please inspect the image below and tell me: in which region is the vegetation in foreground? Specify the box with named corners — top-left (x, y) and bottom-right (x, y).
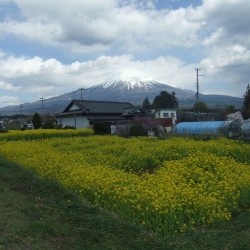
top-left (0, 134), bottom-right (250, 235)
top-left (1, 161), bottom-right (250, 250)
top-left (0, 128), bottom-right (93, 141)
top-left (0, 161), bottom-right (162, 250)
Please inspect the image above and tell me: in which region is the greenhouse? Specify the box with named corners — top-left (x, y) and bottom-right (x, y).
top-left (241, 119), bottom-right (250, 140)
top-left (175, 121), bottom-right (225, 135)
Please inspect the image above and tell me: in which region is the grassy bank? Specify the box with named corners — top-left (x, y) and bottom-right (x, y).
top-left (0, 160), bottom-right (165, 250)
top-left (0, 160), bottom-right (249, 250)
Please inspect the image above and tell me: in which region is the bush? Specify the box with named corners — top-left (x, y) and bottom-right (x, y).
top-left (129, 123), bottom-right (147, 136)
top-left (0, 128), bottom-right (8, 133)
top-left (220, 121), bottom-right (242, 139)
top-left (93, 123), bottom-right (111, 135)
top-left (63, 125), bottom-right (75, 129)
top-left (42, 119), bottom-right (55, 129)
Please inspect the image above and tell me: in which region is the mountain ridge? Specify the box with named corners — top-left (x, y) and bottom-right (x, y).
top-left (0, 80), bottom-right (243, 115)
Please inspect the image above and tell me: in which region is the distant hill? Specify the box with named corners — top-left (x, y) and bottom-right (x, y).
top-left (0, 80), bottom-right (243, 115)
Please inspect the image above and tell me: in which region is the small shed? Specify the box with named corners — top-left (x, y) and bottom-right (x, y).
top-left (175, 121), bottom-right (225, 135)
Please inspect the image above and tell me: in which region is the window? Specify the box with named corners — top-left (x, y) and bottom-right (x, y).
top-left (171, 113), bottom-right (175, 118)
top-left (163, 112), bottom-right (169, 118)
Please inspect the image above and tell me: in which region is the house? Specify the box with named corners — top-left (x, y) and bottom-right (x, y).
top-left (58, 100), bottom-right (134, 129)
top-left (121, 106), bottom-right (148, 119)
top-left (111, 106), bottom-right (149, 135)
top-left (150, 108), bottom-right (177, 125)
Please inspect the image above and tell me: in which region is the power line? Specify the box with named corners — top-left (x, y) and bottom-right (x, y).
top-left (200, 63), bottom-right (250, 70)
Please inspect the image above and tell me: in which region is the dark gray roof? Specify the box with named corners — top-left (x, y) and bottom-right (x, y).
top-left (61, 100), bottom-right (134, 115)
top-left (121, 106), bottom-right (147, 117)
top-left (88, 115), bottom-right (125, 121)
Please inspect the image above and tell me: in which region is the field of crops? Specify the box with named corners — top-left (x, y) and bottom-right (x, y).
top-left (0, 129), bottom-right (249, 235)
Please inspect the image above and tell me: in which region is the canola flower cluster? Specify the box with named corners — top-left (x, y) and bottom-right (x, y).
top-left (0, 128), bottom-right (93, 141)
top-left (0, 132), bottom-right (249, 234)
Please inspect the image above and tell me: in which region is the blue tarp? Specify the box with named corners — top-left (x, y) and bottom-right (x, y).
top-left (175, 121), bottom-right (225, 135)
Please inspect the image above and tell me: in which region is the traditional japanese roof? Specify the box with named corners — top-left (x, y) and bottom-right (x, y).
top-left (59, 100), bottom-right (134, 116)
top-left (121, 106), bottom-right (148, 117)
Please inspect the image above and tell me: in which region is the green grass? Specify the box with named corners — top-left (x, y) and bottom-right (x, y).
top-left (0, 160), bottom-right (249, 250)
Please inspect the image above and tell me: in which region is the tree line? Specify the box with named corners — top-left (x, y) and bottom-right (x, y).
top-left (142, 91), bottom-right (178, 110)
top-left (142, 85), bottom-right (250, 120)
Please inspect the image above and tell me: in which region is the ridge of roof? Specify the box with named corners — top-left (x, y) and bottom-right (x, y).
top-left (60, 99), bottom-right (134, 115)
top-left (73, 99), bottom-right (134, 105)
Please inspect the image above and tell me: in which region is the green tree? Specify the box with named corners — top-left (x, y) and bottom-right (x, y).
top-left (152, 91), bottom-right (178, 109)
top-left (225, 105), bottom-right (235, 114)
top-left (129, 122), bottom-right (147, 136)
top-left (32, 112), bottom-right (42, 129)
top-left (142, 97), bottom-right (151, 110)
top-left (193, 101), bottom-right (208, 112)
top-left (42, 119), bottom-right (55, 129)
top-left (242, 83), bottom-right (250, 119)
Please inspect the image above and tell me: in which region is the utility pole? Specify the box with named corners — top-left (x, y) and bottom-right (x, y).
top-left (195, 68), bottom-right (203, 102)
top-left (53, 104), bottom-right (56, 117)
top-left (19, 104), bottom-right (22, 128)
top-left (80, 88), bottom-right (84, 100)
top-left (40, 97), bottom-right (45, 124)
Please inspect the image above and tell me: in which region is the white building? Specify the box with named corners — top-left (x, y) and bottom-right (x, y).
top-left (58, 100), bottom-right (134, 129)
top-left (150, 108), bottom-right (177, 125)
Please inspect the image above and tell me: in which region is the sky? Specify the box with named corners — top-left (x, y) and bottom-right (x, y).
top-left (0, 0), bottom-right (250, 108)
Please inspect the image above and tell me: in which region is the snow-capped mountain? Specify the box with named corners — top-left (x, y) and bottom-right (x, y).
top-left (0, 79), bottom-right (243, 115)
top-left (84, 80), bottom-right (196, 104)
top-left (92, 79), bottom-right (162, 90)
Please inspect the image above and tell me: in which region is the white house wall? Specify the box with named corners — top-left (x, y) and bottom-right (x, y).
top-left (61, 116), bottom-right (90, 129)
top-left (151, 109), bottom-right (177, 119)
top-left (159, 110), bottom-right (177, 119)
top-left (150, 109), bottom-right (177, 125)
top-left (69, 104), bottom-right (80, 111)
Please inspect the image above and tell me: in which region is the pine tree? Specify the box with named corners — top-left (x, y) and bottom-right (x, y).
top-left (242, 83), bottom-right (250, 119)
top-left (32, 112), bottom-right (42, 129)
top-left (193, 101), bottom-right (208, 112)
top-left (142, 97), bottom-right (151, 110)
top-left (152, 91), bottom-right (178, 109)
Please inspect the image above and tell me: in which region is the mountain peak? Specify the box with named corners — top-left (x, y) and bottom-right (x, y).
top-left (93, 72), bottom-right (157, 89)
top-left (95, 80), bottom-right (160, 90)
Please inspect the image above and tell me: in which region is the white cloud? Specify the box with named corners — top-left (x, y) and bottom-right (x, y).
top-left (200, 0), bottom-right (250, 48)
top-left (0, 95), bottom-right (21, 108)
top-left (0, 0), bottom-right (204, 54)
top-left (200, 44), bottom-right (250, 91)
top-left (0, 80), bottom-right (20, 91)
top-left (0, 0), bottom-right (249, 106)
top-left (1, 50), bottom-right (247, 105)
top-left (1, 0), bottom-right (250, 56)
top-left (0, 54), bottom-right (196, 100)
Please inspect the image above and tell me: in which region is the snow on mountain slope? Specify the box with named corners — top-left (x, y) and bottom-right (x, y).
top-left (0, 78), bottom-right (243, 115)
top-left (92, 80), bottom-right (162, 90)
top-left (83, 79), bottom-right (243, 108)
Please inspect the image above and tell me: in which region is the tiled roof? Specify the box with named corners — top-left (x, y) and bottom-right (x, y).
top-left (121, 106), bottom-right (147, 117)
top-left (61, 100), bottom-right (134, 115)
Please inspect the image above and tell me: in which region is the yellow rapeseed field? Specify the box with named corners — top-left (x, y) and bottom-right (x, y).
top-left (0, 130), bottom-right (249, 234)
